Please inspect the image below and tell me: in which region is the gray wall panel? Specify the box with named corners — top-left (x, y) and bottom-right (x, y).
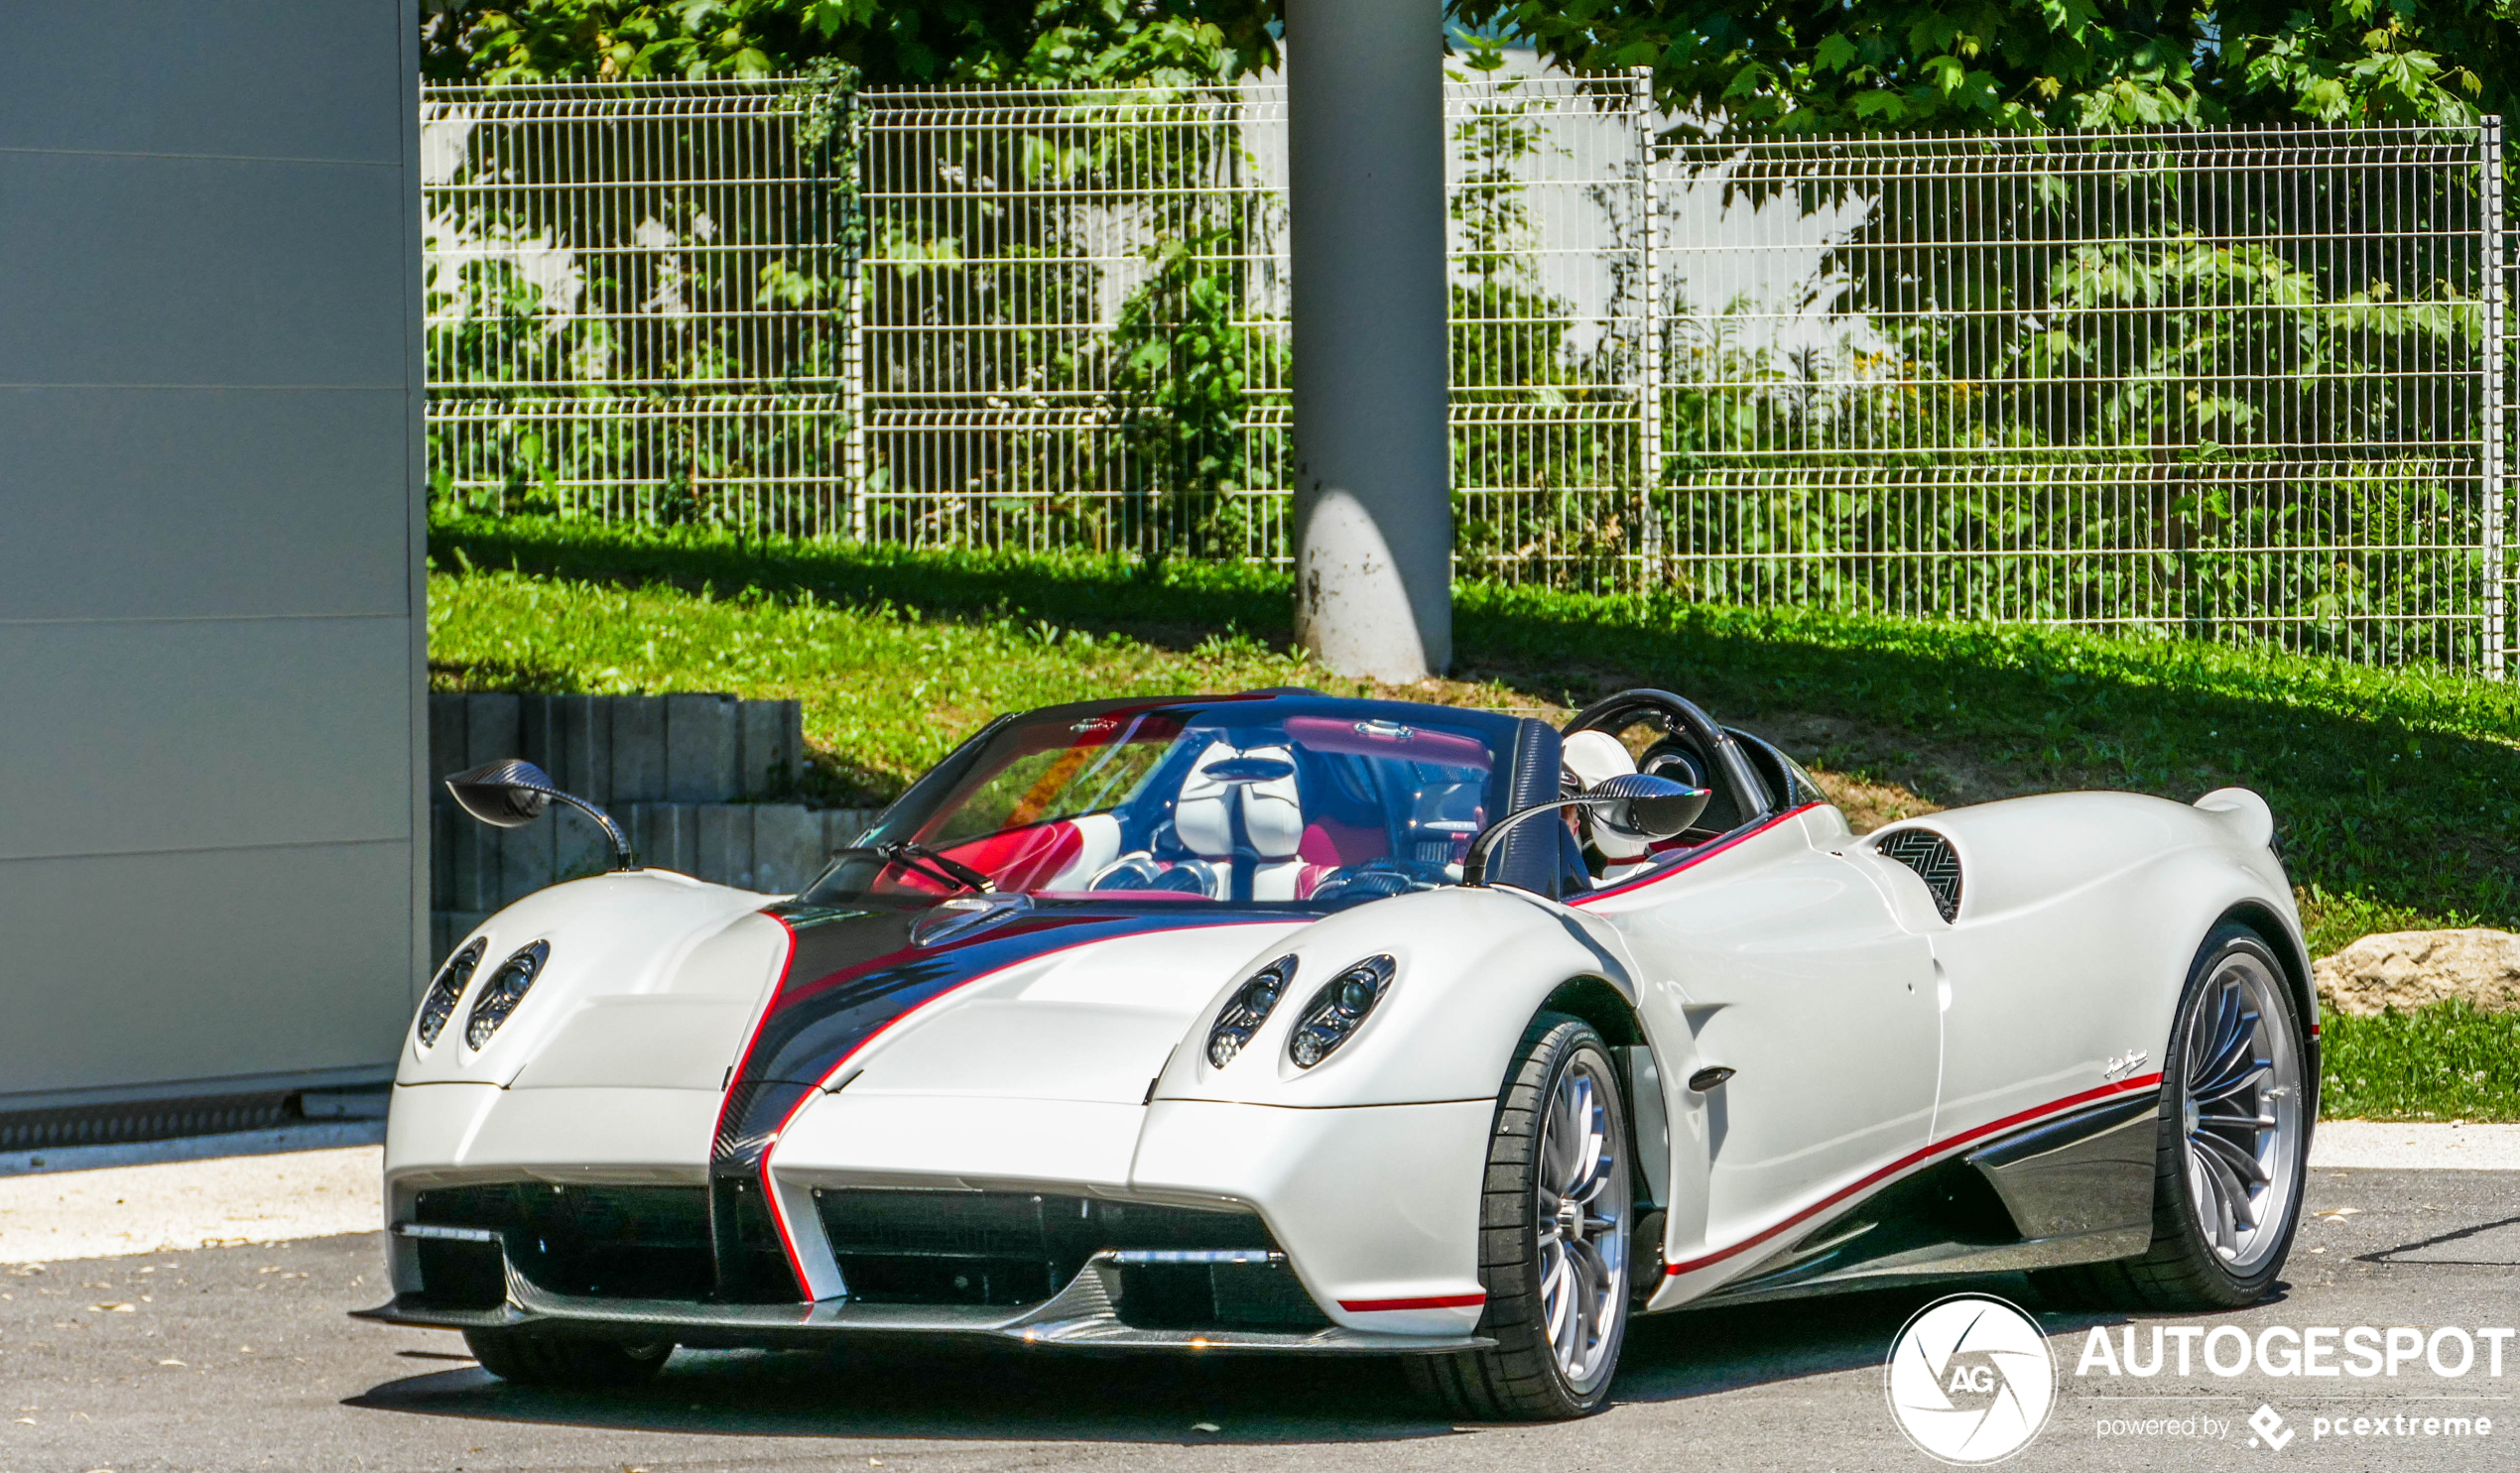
top-left (0, 388), bottom-right (409, 621)
top-left (0, 153), bottom-right (407, 388)
top-left (0, 2), bottom-right (403, 164)
top-left (0, 841), bottom-right (413, 1098)
top-left (400, 0), bottom-right (436, 1047)
top-left (0, 616), bottom-right (412, 862)
top-left (0, 0), bottom-right (424, 1114)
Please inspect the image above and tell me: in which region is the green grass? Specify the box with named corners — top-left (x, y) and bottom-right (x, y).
top-left (2320, 1004), bottom-right (2520, 1121)
top-left (429, 511), bottom-right (2520, 1118)
top-left (1454, 585), bottom-right (2520, 959)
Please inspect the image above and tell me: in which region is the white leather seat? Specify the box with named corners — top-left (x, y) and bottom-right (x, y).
top-left (1174, 740), bottom-right (1306, 901)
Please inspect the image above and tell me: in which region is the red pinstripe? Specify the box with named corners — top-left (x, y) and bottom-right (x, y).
top-left (1568, 802), bottom-right (1824, 907)
top-left (1340, 1292), bottom-right (1487, 1312)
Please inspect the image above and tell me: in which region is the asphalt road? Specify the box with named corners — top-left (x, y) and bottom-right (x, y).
top-left (4, 1168), bottom-right (2515, 1473)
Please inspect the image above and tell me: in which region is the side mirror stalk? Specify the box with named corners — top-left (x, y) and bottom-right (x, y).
top-left (444, 759), bottom-right (638, 871)
top-left (1460, 773), bottom-right (1710, 888)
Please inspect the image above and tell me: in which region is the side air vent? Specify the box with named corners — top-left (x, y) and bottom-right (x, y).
top-left (1876, 828), bottom-right (1962, 922)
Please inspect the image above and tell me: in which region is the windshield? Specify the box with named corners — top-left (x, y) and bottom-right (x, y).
top-left (805, 698), bottom-right (1521, 908)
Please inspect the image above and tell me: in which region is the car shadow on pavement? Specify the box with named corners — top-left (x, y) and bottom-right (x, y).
top-left (345, 1277), bottom-right (2146, 1443)
top-left (1612, 1276), bottom-right (2140, 1403)
top-left (350, 1341), bottom-right (1452, 1445)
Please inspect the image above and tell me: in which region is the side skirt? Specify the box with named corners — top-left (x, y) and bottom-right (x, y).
top-left (1675, 1094), bottom-right (2160, 1310)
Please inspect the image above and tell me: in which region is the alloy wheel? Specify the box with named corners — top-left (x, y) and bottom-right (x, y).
top-left (1536, 1050), bottom-right (1629, 1392)
top-left (2179, 948), bottom-right (2303, 1273)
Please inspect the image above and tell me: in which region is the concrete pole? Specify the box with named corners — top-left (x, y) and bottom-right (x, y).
top-left (1286, 0), bottom-right (1451, 681)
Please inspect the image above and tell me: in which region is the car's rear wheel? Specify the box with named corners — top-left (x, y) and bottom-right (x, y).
top-left (2033, 923), bottom-right (2309, 1310)
top-left (1406, 1013), bottom-right (1631, 1420)
top-left (462, 1326), bottom-right (673, 1389)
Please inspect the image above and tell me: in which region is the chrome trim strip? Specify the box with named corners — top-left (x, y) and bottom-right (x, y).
top-left (392, 1222), bottom-right (501, 1244)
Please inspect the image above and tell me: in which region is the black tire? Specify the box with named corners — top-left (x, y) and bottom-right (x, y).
top-left (1406, 1013), bottom-right (1631, 1421)
top-left (2032, 923), bottom-right (2309, 1312)
top-left (462, 1326), bottom-right (673, 1389)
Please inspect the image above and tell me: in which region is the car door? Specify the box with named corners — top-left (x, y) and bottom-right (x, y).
top-left (1585, 808), bottom-right (1941, 1256)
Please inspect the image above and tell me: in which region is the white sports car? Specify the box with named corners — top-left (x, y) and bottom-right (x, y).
top-left (361, 687), bottom-right (2314, 1419)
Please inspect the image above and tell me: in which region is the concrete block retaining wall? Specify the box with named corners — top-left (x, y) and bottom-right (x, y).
top-left (429, 691), bottom-right (806, 804)
top-left (428, 693), bottom-right (883, 967)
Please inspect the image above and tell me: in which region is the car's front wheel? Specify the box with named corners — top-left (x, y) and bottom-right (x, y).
top-left (1406, 1013), bottom-right (1631, 1420)
top-left (462, 1326), bottom-right (672, 1389)
top-left (2034, 923), bottom-right (2310, 1310)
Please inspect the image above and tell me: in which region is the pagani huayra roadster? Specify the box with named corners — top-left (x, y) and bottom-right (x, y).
top-left (362, 688), bottom-right (2314, 1418)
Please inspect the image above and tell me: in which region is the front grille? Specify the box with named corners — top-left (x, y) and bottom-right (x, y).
top-left (412, 1183), bottom-right (714, 1302)
top-left (411, 1237), bottom-right (506, 1311)
top-left (407, 1181), bottom-right (1336, 1331)
top-left (825, 1187), bottom-right (1069, 1261)
top-left (1114, 1262), bottom-right (1329, 1331)
top-left (710, 1173), bottom-right (805, 1303)
top-left (814, 1189), bottom-right (1331, 1329)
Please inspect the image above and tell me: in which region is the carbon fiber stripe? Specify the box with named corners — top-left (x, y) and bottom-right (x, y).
top-left (706, 899), bottom-right (1295, 1300)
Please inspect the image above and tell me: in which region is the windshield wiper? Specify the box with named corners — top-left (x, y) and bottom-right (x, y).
top-left (832, 841), bottom-right (996, 895)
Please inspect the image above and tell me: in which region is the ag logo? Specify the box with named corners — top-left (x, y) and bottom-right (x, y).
top-left (1885, 1293), bottom-right (2057, 1464)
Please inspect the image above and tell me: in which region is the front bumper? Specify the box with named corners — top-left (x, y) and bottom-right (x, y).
top-left (381, 1084), bottom-right (1496, 1345)
top-left (355, 1230), bottom-right (1487, 1355)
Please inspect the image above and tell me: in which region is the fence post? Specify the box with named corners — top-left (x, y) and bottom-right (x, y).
top-left (2487, 116), bottom-right (2507, 678)
top-left (842, 92), bottom-right (869, 543)
top-left (1632, 66), bottom-right (1664, 593)
top-left (1285, 0), bottom-right (1453, 681)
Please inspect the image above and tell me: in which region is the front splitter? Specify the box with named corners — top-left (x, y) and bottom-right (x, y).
top-left (354, 1249), bottom-right (1491, 1356)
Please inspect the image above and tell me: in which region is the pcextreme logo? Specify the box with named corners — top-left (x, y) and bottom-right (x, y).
top-left (1886, 1294), bottom-right (2058, 1464)
top-left (2249, 1405), bottom-right (2296, 1449)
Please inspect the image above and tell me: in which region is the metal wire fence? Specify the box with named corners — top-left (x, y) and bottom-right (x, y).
top-left (422, 77), bottom-right (2510, 672)
top-left (1659, 126), bottom-right (2507, 671)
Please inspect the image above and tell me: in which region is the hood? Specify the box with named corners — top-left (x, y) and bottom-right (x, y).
top-left (403, 871), bottom-right (777, 1089)
top-left (710, 900), bottom-right (1308, 1175)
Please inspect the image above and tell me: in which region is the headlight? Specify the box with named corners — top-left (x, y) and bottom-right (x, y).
top-left (1288, 954), bottom-right (1394, 1068)
top-left (464, 941), bottom-right (550, 1050)
top-left (415, 939), bottom-right (484, 1048)
top-left (1205, 954), bottom-right (1297, 1068)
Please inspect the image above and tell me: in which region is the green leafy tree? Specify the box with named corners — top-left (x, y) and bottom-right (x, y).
top-left (421, 0), bottom-right (1282, 86)
top-left (430, 2), bottom-right (2520, 134)
top-left (1449, 0), bottom-right (2517, 135)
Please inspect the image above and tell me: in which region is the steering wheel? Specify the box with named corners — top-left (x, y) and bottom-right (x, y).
top-left (1637, 742), bottom-right (1707, 791)
top-left (1560, 688), bottom-right (1770, 831)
